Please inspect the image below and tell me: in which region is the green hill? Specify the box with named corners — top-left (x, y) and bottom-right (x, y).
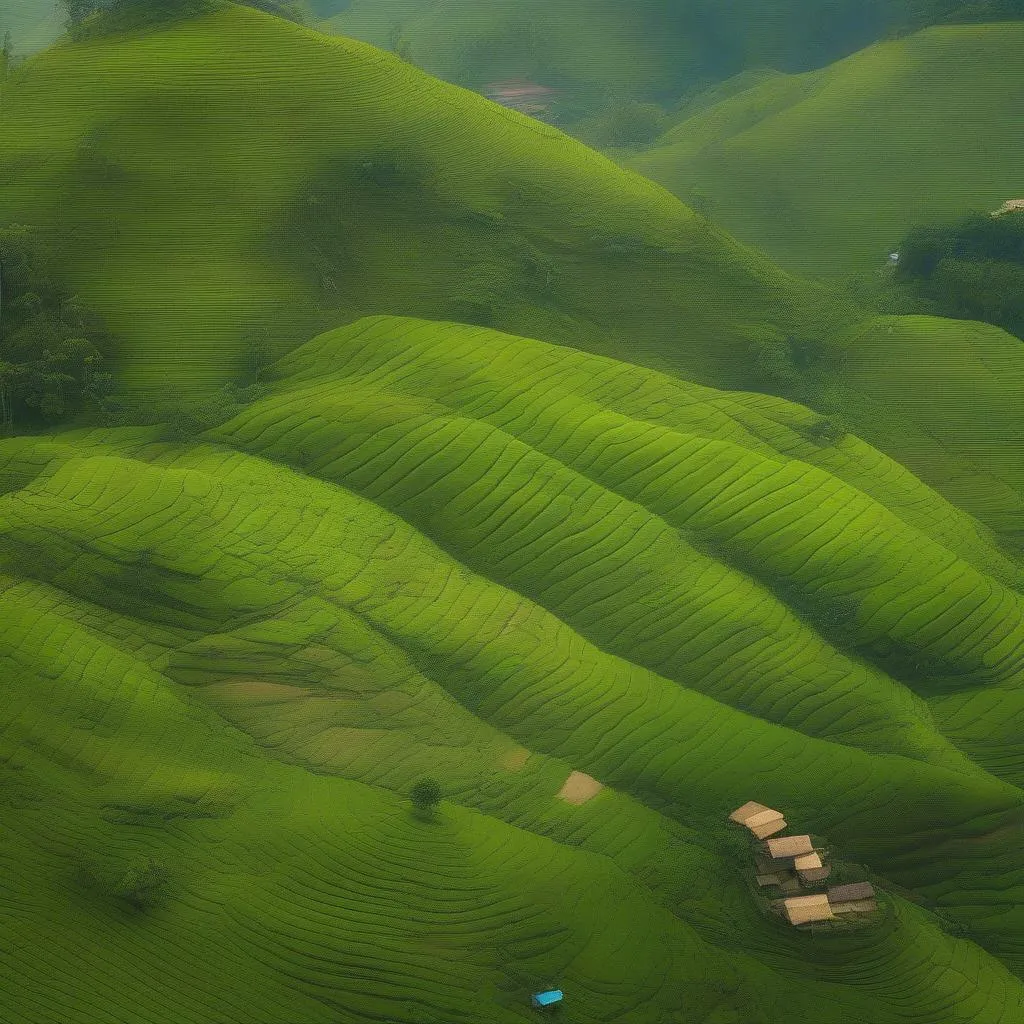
top-left (2, 316), bottom-right (1024, 1022)
top-left (318, 0), bottom-right (1022, 111)
top-left (624, 22), bottom-right (1024, 279)
top-left (0, 2), bottom-right (834, 398)
top-left (1, 4), bottom-right (1021, 567)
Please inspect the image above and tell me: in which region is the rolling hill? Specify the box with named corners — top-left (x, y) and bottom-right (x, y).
top-left (623, 21), bottom-right (1024, 279)
top-left (2, 10), bottom-right (1024, 1020)
top-left (0, 1), bottom-right (835, 398)
top-left (2, 315), bottom-right (1024, 1022)
top-left (2, 3), bottom-right (1022, 547)
top-left (318, 0), bottom-right (1024, 112)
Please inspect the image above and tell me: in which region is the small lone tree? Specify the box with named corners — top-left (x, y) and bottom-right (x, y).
top-left (112, 856), bottom-right (170, 910)
top-left (1, 31), bottom-right (13, 80)
top-left (410, 777), bottom-right (442, 818)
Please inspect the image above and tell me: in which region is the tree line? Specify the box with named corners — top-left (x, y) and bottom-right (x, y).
top-left (894, 210), bottom-right (1024, 341)
top-left (0, 225), bottom-right (113, 434)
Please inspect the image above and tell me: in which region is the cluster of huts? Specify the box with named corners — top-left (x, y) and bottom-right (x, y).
top-left (729, 801), bottom-right (878, 927)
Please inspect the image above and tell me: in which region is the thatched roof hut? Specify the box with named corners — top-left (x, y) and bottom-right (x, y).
top-left (729, 801), bottom-right (787, 838)
top-left (729, 801), bottom-right (775, 824)
top-left (766, 835), bottom-right (814, 860)
top-left (782, 894), bottom-right (835, 926)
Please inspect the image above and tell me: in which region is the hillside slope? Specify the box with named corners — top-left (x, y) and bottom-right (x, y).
top-left (625, 22), bottom-right (1024, 279)
top-left (0, 2), bottom-right (832, 398)
top-left (3, 4), bottom-right (1023, 548)
top-left (319, 0), bottom-right (1003, 106)
top-left (2, 318), bottom-right (1024, 1022)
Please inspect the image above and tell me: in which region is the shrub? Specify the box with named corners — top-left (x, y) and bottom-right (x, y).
top-left (111, 856), bottom-right (170, 910)
top-left (409, 778), bottom-right (442, 818)
top-left (893, 210), bottom-right (1024, 339)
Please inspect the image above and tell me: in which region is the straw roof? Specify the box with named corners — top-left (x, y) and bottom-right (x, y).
top-left (794, 852), bottom-right (823, 871)
top-left (729, 801), bottom-right (781, 825)
top-left (750, 817), bottom-right (787, 839)
top-left (797, 866), bottom-right (831, 883)
top-left (744, 808), bottom-right (782, 828)
top-left (766, 835), bottom-right (814, 859)
top-left (783, 894), bottom-right (834, 926)
top-left (827, 882), bottom-right (875, 904)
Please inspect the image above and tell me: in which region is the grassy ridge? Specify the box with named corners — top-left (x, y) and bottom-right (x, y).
top-left (2, 428), bottom-right (1024, 1020)
top-left (2, 322), bottom-right (1023, 1015)
top-left (624, 22), bottom-right (1024, 278)
top-left (2, 6), bottom-right (1020, 550)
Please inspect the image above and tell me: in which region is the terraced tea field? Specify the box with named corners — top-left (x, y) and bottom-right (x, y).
top-left (2, 317), bottom-right (1023, 1022)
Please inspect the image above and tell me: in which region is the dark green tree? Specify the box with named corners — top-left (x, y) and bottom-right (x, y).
top-left (112, 856), bottom-right (170, 910)
top-left (894, 210), bottom-right (1024, 340)
top-left (0, 225), bottom-right (113, 433)
top-left (409, 778), bottom-right (442, 818)
top-left (1, 31), bottom-right (12, 79)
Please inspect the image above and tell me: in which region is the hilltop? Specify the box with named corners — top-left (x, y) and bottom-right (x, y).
top-left (623, 22), bottom-right (1024, 278)
top-left (2, 315), bottom-right (1024, 1022)
top-left (0, 2), bottom-right (832, 398)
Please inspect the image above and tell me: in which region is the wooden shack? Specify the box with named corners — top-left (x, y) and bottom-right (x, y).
top-left (827, 882), bottom-right (877, 914)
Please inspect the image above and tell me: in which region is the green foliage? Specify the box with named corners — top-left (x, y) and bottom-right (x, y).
top-left (896, 0), bottom-right (1024, 32)
top-left (0, 225), bottom-right (113, 433)
top-left (0, 31), bottom-right (12, 79)
top-left (409, 777), bottom-right (442, 816)
top-left (895, 211), bottom-right (1024, 339)
top-left (111, 856), bottom-right (171, 909)
top-left (61, 0), bottom-right (214, 40)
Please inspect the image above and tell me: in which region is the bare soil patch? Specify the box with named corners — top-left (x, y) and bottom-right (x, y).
top-left (557, 770), bottom-right (603, 805)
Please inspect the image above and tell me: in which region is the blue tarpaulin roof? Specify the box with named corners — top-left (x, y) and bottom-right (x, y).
top-left (532, 990), bottom-right (563, 1006)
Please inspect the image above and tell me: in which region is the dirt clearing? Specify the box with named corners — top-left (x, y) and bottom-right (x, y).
top-left (557, 770), bottom-right (603, 805)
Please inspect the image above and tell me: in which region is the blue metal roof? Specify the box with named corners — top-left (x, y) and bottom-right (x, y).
top-left (532, 989), bottom-right (563, 1006)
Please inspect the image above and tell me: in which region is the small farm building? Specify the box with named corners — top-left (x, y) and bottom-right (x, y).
top-left (766, 835), bottom-right (814, 860)
top-left (782, 894), bottom-right (835, 926)
top-left (729, 801), bottom-right (787, 839)
top-left (828, 882), bottom-right (875, 903)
